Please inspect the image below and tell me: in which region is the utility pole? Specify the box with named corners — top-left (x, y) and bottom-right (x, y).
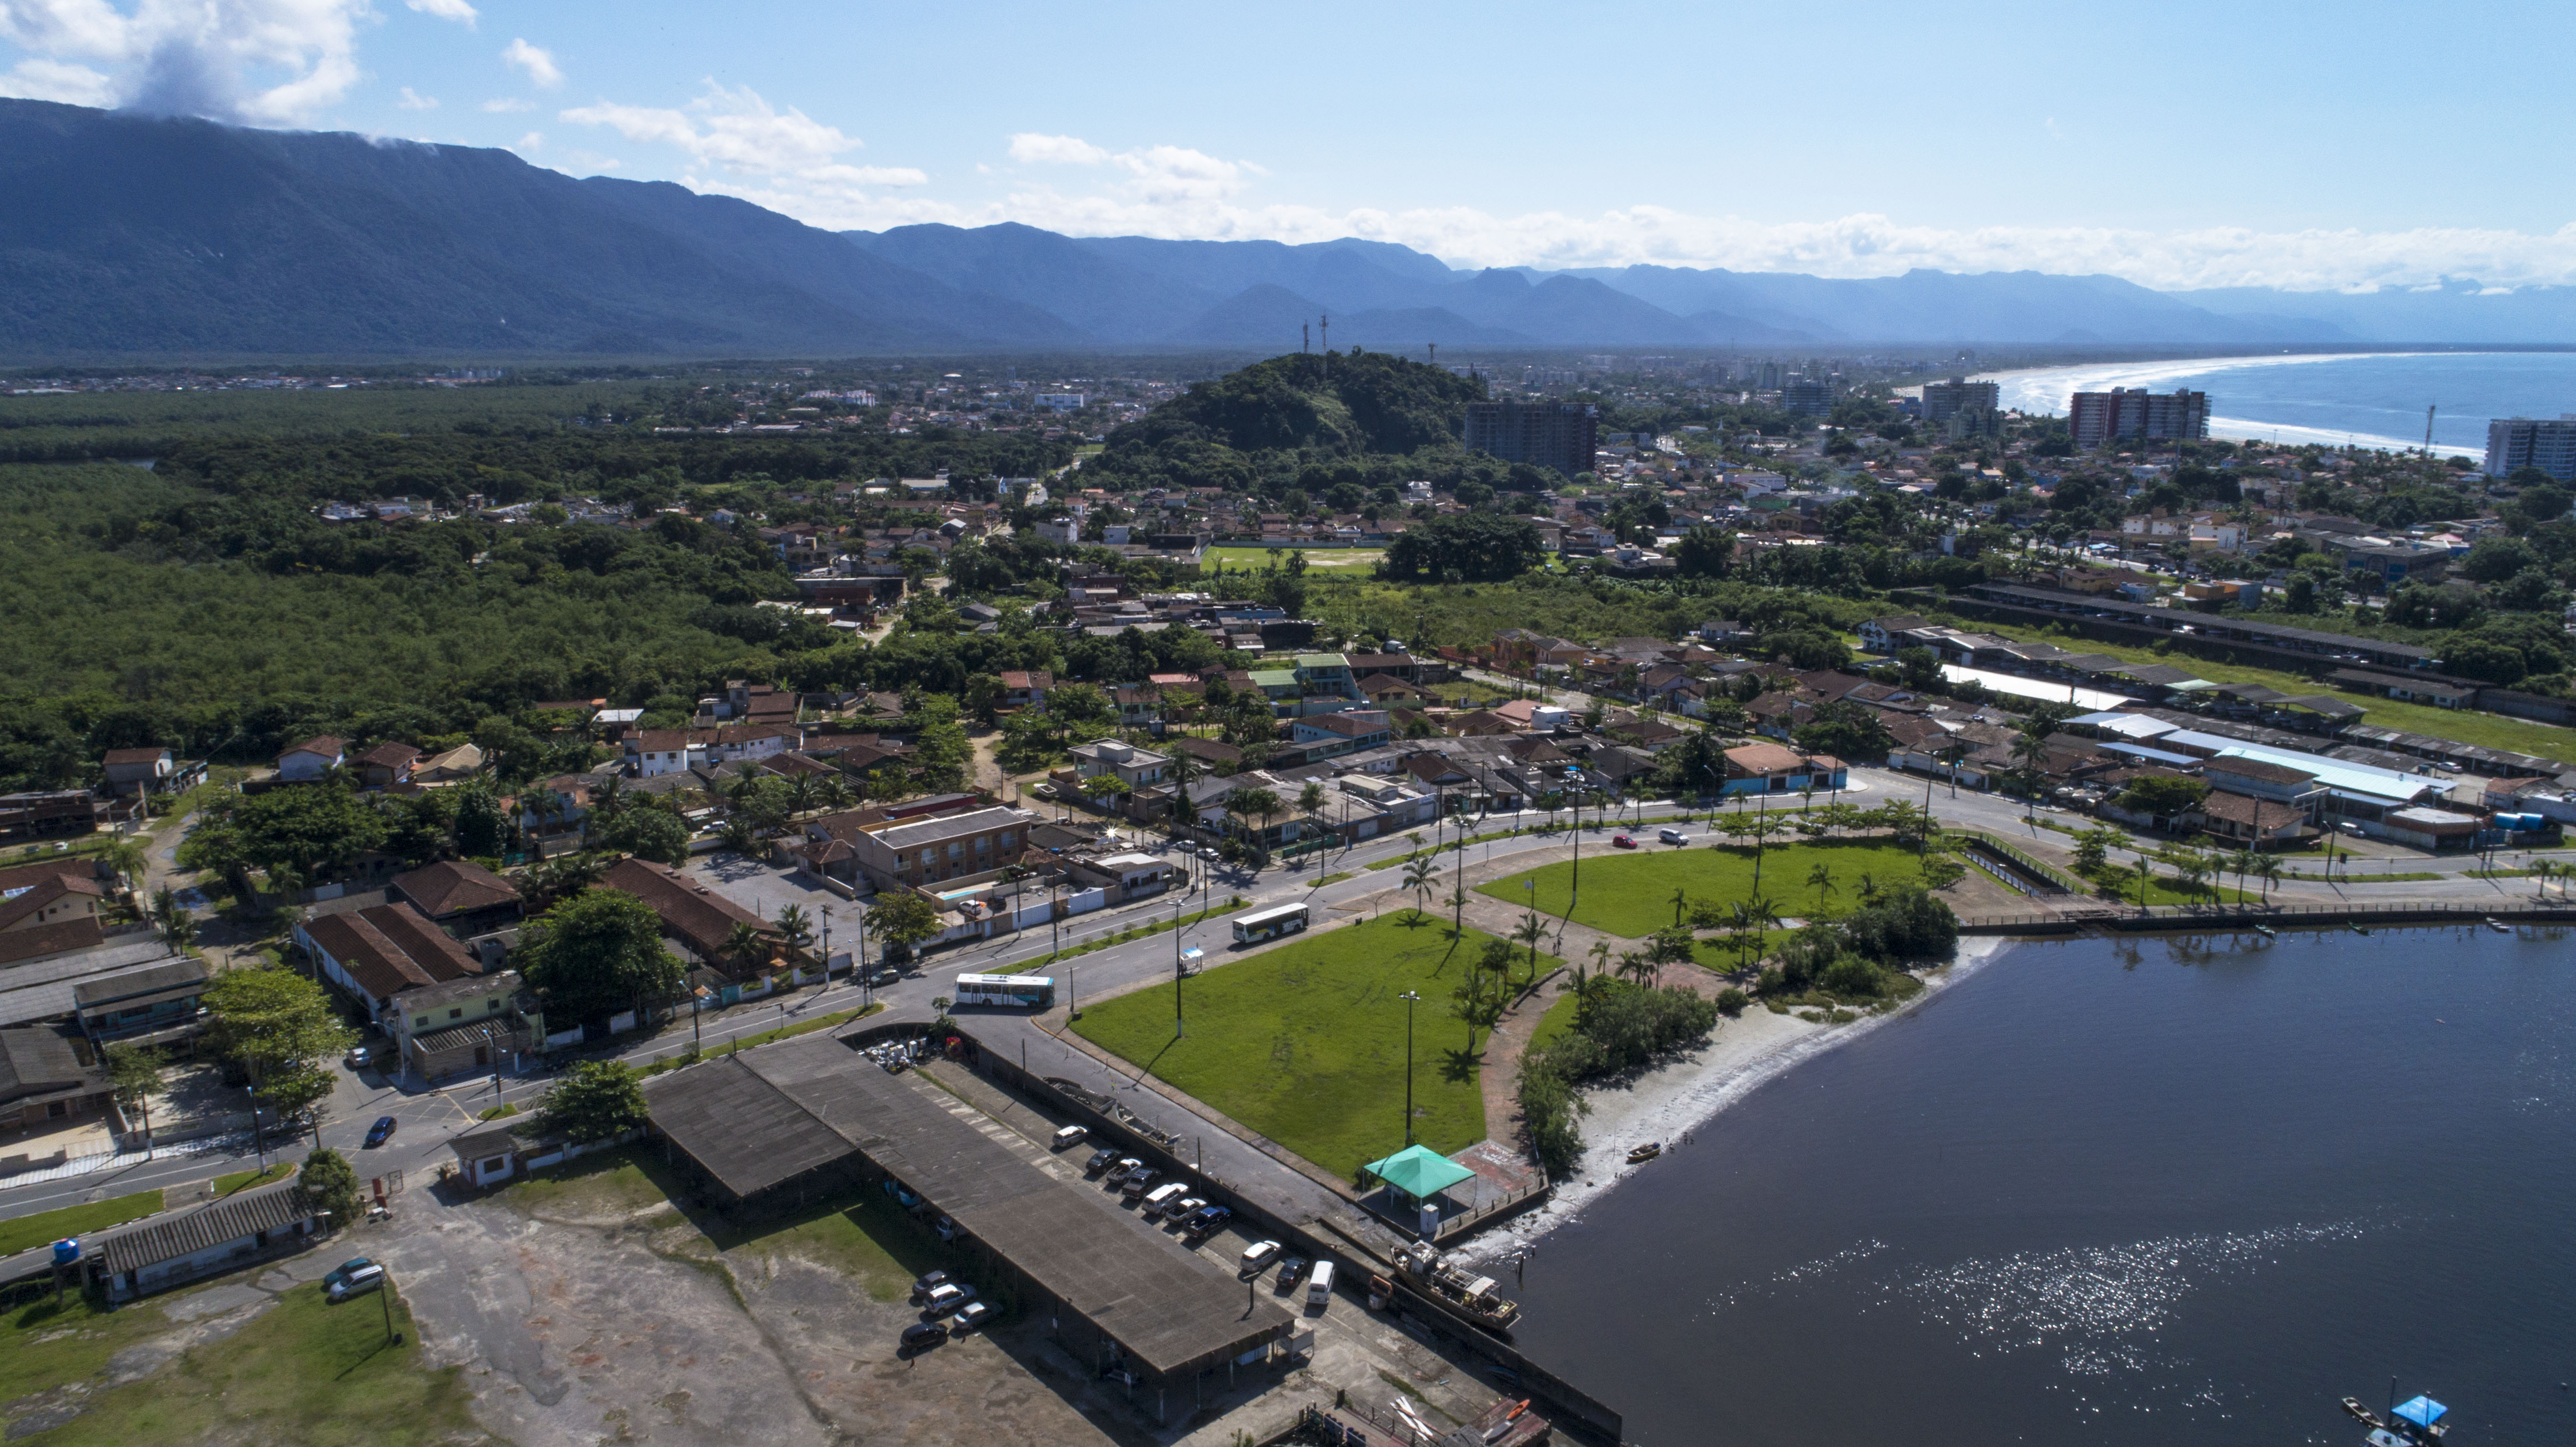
top-left (1173, 888), bottom-right (1186, 1038)
top-left (1397, 990), bottom-right (1421, 1147)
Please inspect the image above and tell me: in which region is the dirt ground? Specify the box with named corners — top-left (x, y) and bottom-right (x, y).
top-left (380, 1133), bottom-right (1512, 1447)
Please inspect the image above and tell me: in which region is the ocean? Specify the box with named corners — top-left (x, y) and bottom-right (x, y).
top-left (1507, 926), bottom-right (2576, 1446)
top-left (1976, 351), bottom-right (2576, 458)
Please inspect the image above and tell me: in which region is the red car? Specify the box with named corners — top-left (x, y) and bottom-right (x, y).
top-left (1610, 834), bottom-right (1637, 849)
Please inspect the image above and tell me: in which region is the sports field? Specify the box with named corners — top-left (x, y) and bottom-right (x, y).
top-left (1205, 546), bottom-right (1385, 573)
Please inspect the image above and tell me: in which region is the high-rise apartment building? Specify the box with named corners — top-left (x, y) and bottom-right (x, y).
top-left (2484, 415), bottom-right (2576, 480)
top-left (1463, 401), bottom-right (1599, 476)
top-left (1921, 376), bottom-right (2000, 424)
top-left (2069, 388), bottom-right (2209, 448)
top-left (1780, 377), bottom-right (1839, 418)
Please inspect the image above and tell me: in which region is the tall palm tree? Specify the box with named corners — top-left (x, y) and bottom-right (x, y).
top-left (1617, 949), bottom-right (1655, 989)
top-left (1855, 871), bottom-right (1879, 904)
top-left (1298, 781), bottom-right (1328, 851)
top-left (2536, 858), bottom-right (2560, 900)
top-left (591, 774), bottom-right (628, 824)
top-left (1513, 910), bottom-right (1550, 986)
top-left (101, 835), bottom-right (149, 895)
top-left (814, 772), bottom-right (856, 811)
top-left (1582, 938), bottom-right (1614, 1011)
top-left (775, 904), bottom-right (815, 954)
top-left (724, 921), bottom-right (772, 976)
top-left (1806, 862), bottom-right (1838, 913)
top-left (2252, 852), bottom-right (2283, 901)
top-left (2008, 728), bottom-right (2049, 802)
top-left (1402, 855), bottom-right (1439, 920)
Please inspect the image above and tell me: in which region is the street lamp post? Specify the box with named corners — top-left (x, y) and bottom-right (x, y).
top-left (1397, 990), bottom-right (1421, 1147)
top-left (1173, 888), bottom-right (1186, 1038)
top-left (247, 1085), bottom-right (264, 1170)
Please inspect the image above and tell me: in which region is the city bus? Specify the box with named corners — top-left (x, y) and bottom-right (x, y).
top-left (951, 974), bottom-right (1056, 1009)
top-left (1231, 903), bottom-right (1309, 945)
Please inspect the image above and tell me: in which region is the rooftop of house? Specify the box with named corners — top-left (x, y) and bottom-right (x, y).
top-left (389, 859), bottom-right (522, 919)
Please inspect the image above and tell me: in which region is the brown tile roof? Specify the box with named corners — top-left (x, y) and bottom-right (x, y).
top-left (304, 902), bottom-right (479, 1004)
top-left (389, 860), bottom-right (521, 920)
top-left (600, 858), bottom-right (776, 965)
top-left (1725, 742), bottom-right (1811, 774)
top-left (355, 741), bottom-right (421, 769)
top-left (101, 747), bottom-right (171, 766)
top-left (281, 735), bottom-right (344, 760)
top-left (0, 917), bottom-right (106, 967)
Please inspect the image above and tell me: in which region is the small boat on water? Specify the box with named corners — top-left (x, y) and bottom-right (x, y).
top-left (2351, 922), bottom-right (2372, 935)
top-left (2342, 1398), bottom-right (2384, 1429)
top-left (2485, 917), bottom-right (2511, 933)
top-left (2252, 924), bottom-right (2277, 938)
top-left (1626, 1143), bottom-right (1663, 1164)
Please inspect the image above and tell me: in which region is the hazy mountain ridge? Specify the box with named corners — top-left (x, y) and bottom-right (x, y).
top-left (4, 99), bottom-right (2570, 356)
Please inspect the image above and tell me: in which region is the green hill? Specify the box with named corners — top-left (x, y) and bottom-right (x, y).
top-left (1085, 350), bottom-right (1486, 493)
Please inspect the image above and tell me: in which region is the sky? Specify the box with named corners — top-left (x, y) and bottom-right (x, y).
top-left (4, 0), bottom-right (2575, 293)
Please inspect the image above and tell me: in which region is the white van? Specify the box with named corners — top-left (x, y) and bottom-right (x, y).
top-left (1305, 1259), bottom-right (1337, 1308)
top-left (1657, 827), bottom-right (1688, 846)
top-left (1141, 1182), bottom-right (1188, 1219)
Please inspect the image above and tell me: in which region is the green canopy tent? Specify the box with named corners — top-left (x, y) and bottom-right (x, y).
top-left (1362, 1144), bottom-right (1477, 1206)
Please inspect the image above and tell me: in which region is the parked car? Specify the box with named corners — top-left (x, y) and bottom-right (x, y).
top-left (1120, 1168), bottom-right (1159, 1199)
top-left (1052, 1125), bottom-right (1089, 1151)
top-left (1084, 1148), bottom-right (1120, 1175)
top-left (933, 1215), bottom-right (959, 1242)
top-left (922, 1282), bottom-right (976, 1315)
top-left (950, 1300), bottom-right (996, 1333)
top-left (1657, 828), bottom-right (1687, 846)
top-left (1104, 1157), bottom-right (1144, 1184)
top-left (1166, 1197), bottom-right (1206, 1225)
top-left (899, 1321), bottom-right (948, 1351)
top-left (1273, 1255), bottom-right (1310, 1291)
top-left (363, 1116), bottom-right (397, 1148)
top-left (1184, 1205), bottom-right (1233, 1236)
top-left (908, 1271), bottom-right (949, 1303)
top-left (326, 1264), bottom-right (385, 1302)
top-left (1029, 782), bottom-right (1055, 799)
top-left (1197, 847), bottom-right (1222, 861)
top-left (1611, 834), bottom-right (1637, 849)
top-left (321, 1258), bottom-right (374, 1295)
top-left (864, 967), bottom-right (900, 987)
top-left (1306, 1259), bottom-right (1338, 1309)
top-left (1238, 1240), bottom-right (1283, 1274)
top-left (344, 1046), bottom-right (371, 1070)
top-left (1141, 1182), bottom-right (1188, 1219)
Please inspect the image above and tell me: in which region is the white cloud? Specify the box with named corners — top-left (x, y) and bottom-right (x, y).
top-left (500, 36), bottom-right (559, 88)
top-left (0, 57), bottom-right (116, 105)
top-left (561, 81), bottom-right (926, 216)
top-left (479, 95), bottom-right (530, 112)
top-left (1007, 132), bottom-right (1107, 166)
top-left (0, 0), bottom-right (370, 123)
top-left (395, 84), bottom-right (436, 109)
top-left (404, 0), bottom-right (476, 26)
top-left (513, 129), bottom-right (540, 151)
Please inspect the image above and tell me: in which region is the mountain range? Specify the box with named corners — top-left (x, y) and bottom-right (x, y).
top-left (4, 99), bottom-right (2572, 358)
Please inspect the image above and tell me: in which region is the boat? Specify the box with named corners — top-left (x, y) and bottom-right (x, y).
top-left (1627, 1142), bottom-right (1663, 1164)
top-left (2252, 924), bottom-right (2277, 938)
top-left (2342, 1398), bottom-right (2385, 1429)
top-left (2485, 917), bottom-right (2511, 933)
top-left (1394, 1241), bottom-right (1521, 1334)
top-left (2351, 922), bottom-right (2372, 935)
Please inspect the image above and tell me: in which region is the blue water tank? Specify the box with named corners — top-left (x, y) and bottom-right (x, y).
top-left (51, 1238), bottom-right (78, 1265)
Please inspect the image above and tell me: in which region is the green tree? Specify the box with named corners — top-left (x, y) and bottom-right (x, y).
top-left (454, 781), bottom-right (509, 858)
top-left (518, 888), bottom-right (688, 1022)
top-left (299, 1147), bottom-right (363, 1227)
top-left (538, 1060), bottom-right (649, 1143)
top-left (203, 967), bottom-right (355, 1121)
top-left (864, 891), bottom-right (942, 962)
top-left (595, 803), bottom-right (691, 865)
top-left (105, 1043), bottom-right (165, 1148)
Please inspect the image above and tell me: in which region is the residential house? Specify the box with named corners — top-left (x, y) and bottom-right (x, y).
top-left (352, 741), bottom-right (421, 789)
top-left (275, 736), bottom-right (345, 782)
top-left (1857, 614), bottom-right (1932, 653)
top-left (1358, 674), bottom-right (1432, 707)
top-left (99, 747), bottom-right (204, 799)
top-left (1288, 711), bottom-right (1393, 760)
top-left (0, 1025), bottom-right (112, 1130)
top-left (388, 860), bottom-right (525, 939)
top-left (998, 671), bottom-right (1055, 712)
top-left (625, 730), bottom-right (702, 778)
top-left (0, 859), bottom-right (107, 968)
top-left (295, 902), bottom-right (486, 1038)
top-left (2198, 791), bottom-right (2309, 847)
top-left (389, 971), bottom-right (528, 1081)
top-left (1720, 743), bottom-right (1848, 795)
top-left (414, 743), bottom-right (486, 783)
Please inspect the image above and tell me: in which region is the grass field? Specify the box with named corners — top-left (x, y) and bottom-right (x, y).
top-left (1072, 913), bottom-right (1560, 1178)
top-left (0, 1188), bottom-right (164, 1260)
top-left (211, 1164), bottom-right (295, 1196)
top-left (1478, 839), bottom-right (1933, 937)
top-left (1997, 631), bottom-right (2576, 761)
top-left (1205, 546), bottom-right (1385, 573)
top-left (0, 1278), bottom-right (477, 1447)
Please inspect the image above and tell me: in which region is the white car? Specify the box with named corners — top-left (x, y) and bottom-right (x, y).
top-left (1238, 1240), bottom-right (1282, 1274)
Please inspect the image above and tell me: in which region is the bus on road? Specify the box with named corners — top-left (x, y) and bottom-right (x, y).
top-left (952, 974), bottom-right (1056, 1009)
top-left (1231, 903), bottom-right (1309, 945)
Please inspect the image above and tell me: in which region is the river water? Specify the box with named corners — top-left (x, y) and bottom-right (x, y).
top-left (1509, 927), bottom-right (2576, 1445)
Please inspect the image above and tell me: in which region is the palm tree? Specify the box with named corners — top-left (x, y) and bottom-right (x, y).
top-left (1298, 781), bottom-right (1328, 853)
top-left (2535, 858), bottom-right (2560, 900)
top-left (1731, 896), bottom-right (1780, 971)
top-left (2008, 727), bottom-right (2049, 802)
top-left (775, 904), bottom-right (816, 955)
top-left (1806, 862), bottom-right (1838, 914)
top-left (2133, 855), bottom-right (2155, 914)
top-left (2251, 852), bottom-right (2283, 902)
top-left (1855, 872), bottom-right (1880, 905)
top-left (1617, 950), bottom-right (1655, 989)
top-left (726, 920), bottom-right (778, 978)
top-left (1448, 877), bottom-right (1470, 938)
top-left (1669, 885), bottom-right (1688, 928)
top-left (591, 774), bottom-right (629, 824)
top-left (104, 1044), bottom-right (165, 1153)
top-left (152, 884), bottom-right (190, 949)
top-left (101, 835), bottom-right (149, 896)
top-left (814, 772), bottom-right (856, 811)
top-left (1402, 855), bottom-right (1439, 920)
top-left (1513, 910), bottom-right (1550, 986)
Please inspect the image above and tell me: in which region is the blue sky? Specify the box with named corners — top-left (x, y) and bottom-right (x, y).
top-left (4, 0), bottom-right (2574, 290)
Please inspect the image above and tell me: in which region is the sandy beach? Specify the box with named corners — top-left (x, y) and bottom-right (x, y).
top-left (1453, 935), bottom-right (2020, 1263)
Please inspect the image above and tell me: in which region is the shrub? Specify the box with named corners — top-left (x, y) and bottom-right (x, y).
top-left (1715, 987), bottom-right (1748, 1016)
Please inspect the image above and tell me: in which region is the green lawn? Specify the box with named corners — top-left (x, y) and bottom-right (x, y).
top-left (1478, 839), bottom-right (1933, 937)
top-left (2023, 632), bottom-right (2576, 761)
top-left (0, 1188), bottom-right (164, 1260)
top-left (211, 1164), bottom-right (295, 1196)
top-left (2075, 864), bottom-right (2255, 906)
top-left (716, 1187), bottom-right (952, 1304)
top-left (1072, 913), bottom-right (1560, 1179)
top-left (0, 1277), bottom-right (477, 1447)
top-left (1205, 546), bottom-right (1384, 572)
